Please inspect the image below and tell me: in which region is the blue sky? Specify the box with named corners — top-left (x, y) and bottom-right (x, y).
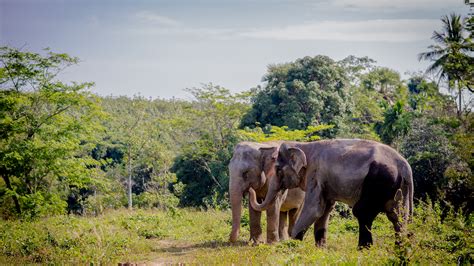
top-left (0, 0), bottom-right (470, 99)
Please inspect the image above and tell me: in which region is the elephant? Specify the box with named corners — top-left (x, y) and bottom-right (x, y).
top-left (229, 141), bottom-right (305, 244)
top-left (249, 139), bottom-right (414, 248)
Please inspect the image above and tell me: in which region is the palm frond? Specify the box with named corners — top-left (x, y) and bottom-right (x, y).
top-left (425, 56), bottom-right (445, 74)
top-left (418, 46), bottom-right (447, 61)
top-left (432, 31), bottom-right (448, 44)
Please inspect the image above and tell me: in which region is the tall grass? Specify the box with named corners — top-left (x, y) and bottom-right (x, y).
top-left (0, 202), bottom-right (471, 264)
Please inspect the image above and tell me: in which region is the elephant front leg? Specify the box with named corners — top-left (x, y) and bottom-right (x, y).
top-left (313, 201), bottom-right (335, 247)
top-left (249, 200), bottom-right (264, 244)
top-left (279, 211), bottom-right (289, 241)
top-left (266, 202), bottom-right (280, 244)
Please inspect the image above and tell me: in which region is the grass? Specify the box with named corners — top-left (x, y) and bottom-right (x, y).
top-left (0, 203), bottom-right (472, 265)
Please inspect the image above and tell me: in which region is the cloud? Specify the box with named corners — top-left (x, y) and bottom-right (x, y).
top-left (238, 19), bottom-right (440, 42)
top-left (135, 11), bottom-right (180, 27)
top-left (126, 27), bottom-right (237, 39)
top-left (332, 0), bottom-right (462, 11)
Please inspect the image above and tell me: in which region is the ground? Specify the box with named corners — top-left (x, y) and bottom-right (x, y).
top-left (0, 204), bottom-right (472, 264)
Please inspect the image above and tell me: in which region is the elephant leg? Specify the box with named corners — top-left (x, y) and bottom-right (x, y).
top-left (266, 202), bottom-right (280, 244)
top-left (279, 211), bottom-right (289, 241)
top-left (288, 208), bottom-right (300, 236)
top-left (249, 200), bottom-right (264, 244)
top-left (353, 200), bottom-right (379, 249)
top-left (314, 201), bottom-right (335, 247)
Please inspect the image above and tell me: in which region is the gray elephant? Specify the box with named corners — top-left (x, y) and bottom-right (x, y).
top-left (229, 141), bottom-right (305, 244)
top-left (250, 139), bottom-right (413, 248)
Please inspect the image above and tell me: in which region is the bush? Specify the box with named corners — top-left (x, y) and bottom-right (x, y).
top-left (133, 191), bottom-right (179, 210)
top-left (395, 117), bottom-right (473, 212)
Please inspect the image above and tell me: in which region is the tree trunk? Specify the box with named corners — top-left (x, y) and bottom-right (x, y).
top-left (457, 84), bottom-right (462, 118)
top-left (2, 175), bottom-right (21, 215)
top-left (128, 147), bottom-right (133, 210)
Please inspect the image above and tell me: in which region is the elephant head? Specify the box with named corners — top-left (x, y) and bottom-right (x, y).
top-left (228, 143), bottom-right (279, 243)
top-left (249, 143), bottom-right (307, 212)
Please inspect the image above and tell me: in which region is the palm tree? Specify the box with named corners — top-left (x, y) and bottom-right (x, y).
top-left (418, 13), bottom-right (473, 116)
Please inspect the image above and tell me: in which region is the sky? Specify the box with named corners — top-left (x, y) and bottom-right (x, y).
top-left (0, 0), bottom-right (471, 99)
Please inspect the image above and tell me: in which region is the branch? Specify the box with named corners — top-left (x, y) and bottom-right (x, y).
top-left (201, 160), bottom-right (222, 189)
top-left (27, 104), bottom-right (73, 139)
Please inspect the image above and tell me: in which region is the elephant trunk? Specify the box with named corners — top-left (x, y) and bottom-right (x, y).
top-left (291, 184), bottom-right (323, 239)
top-left (249, 172), bottom-right (280, 211)
top-left (290, 203), bottom-right (319, 239)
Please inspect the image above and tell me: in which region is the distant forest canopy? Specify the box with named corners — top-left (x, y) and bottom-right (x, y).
top-left (0, 13), bottom-right (473, 219)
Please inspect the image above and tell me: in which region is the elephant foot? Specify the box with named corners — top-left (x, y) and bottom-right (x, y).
top-left (357, 242), bottom-right (372, 250)
top-left (229, 233), bottom-right (238, 243)
top-left (249, 235), bottom-right (264, 245)
top-left (266, 231), bottom-right (279, 244)
top-left (315, 228), bottom-right (327, 247)
top-left (315, 239), bottom-right (327, 247)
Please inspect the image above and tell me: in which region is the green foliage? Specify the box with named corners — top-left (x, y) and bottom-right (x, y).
top-left (238, 124), bottom-right (333, 142)
top-left (98, 96), bottom-right (181, 209)
top-left (376, 100), bottom-right (413, 144)
top-left (338, 55), bottom-right (376, 86)
top-left (395, 117), bottom-right (473, 212)
top-left (361, 67), bottom-right (402, 95)
top-left (171, 84), bottom-right (248, 208)
top-left (241, 55), bottom-right (351, 136)
top-left (0, 46), bottom-right (103, 218)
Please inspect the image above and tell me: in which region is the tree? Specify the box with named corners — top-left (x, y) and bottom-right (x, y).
top-left (99, 96), bottom-right (183, 210)
top-left (395, 117), bottom-right (473, 212)
top-left (241, 55), bottom-right (351, 136)
top-left (418, 13), bottom-right (474, 117)
top-left (338, 55), bottom-right (376, 86)
top-left (237, 124), bottom-right (333, 142)
top-left (361, 67), bottom-right (402, 97)
top-left (0, 46), bottom-right (103, 218)
top-left (376, 100), bottom-right (413, 144)
top-left (171, 84), bottom-right (249, 208)
top-left (109, 97), bottom-right (152, 209)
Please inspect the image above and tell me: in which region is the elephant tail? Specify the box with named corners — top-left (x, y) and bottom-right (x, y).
top-left (401, 160), bottom-right (414, 222)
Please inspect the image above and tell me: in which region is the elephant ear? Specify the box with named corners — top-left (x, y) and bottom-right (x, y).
top-left (288, 147), bottom-right (307, 175)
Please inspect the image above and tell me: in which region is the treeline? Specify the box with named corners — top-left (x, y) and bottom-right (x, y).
top-left (0, 14), bottom-right (473, 219)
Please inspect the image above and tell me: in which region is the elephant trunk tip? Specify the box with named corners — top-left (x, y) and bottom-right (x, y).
top-left (248, 188), bottom-right (258, 208)
top-left (249, 188), bottom-right (264, 211)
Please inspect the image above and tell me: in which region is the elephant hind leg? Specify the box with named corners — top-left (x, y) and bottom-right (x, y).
top-left (353, 161), bottom-right (401, 249)
top-left (279, 211), bottom-right (289, 241)
top-left (353, 199), bottom-right (379, 249)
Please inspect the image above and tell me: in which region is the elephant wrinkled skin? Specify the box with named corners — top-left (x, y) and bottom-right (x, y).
top-left (228, 141), bottom-right (305, 244)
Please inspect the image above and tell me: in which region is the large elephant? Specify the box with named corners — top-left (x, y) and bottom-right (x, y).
top-left (229, 141), bottom-right (305, 244)
top-left (249, 139), bottom-right (414, 248)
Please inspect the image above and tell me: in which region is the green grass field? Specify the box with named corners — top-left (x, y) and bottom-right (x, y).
top-left (0, 203), bottom-right (472, 265)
